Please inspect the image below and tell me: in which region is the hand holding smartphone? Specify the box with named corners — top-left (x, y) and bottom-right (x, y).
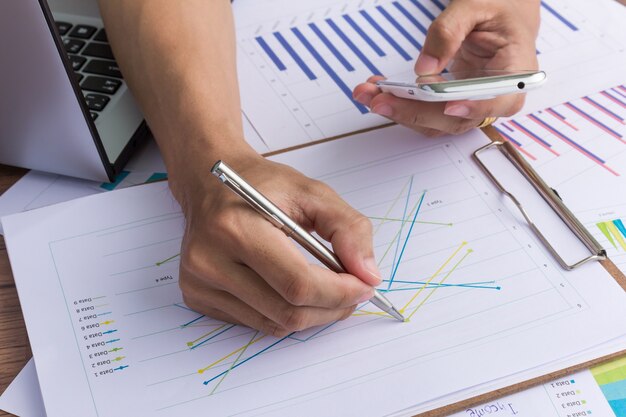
top-left (376, 70), bottom-right (546, 102)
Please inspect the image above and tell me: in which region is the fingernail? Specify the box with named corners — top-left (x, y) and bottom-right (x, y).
top-left (444, 105), bottom-right (471, 118)
top-left (372, 104), bottom-right (393, 118)
top-left (355, 93), bottom-right (373, 106)
top-left (358, 289), bottom-right (374, 304)
top-left (415, 54), bottom-right (439, 75)
top-left (364, 257), bottom-right (383, 285)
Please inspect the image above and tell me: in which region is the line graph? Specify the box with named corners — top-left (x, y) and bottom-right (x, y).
top-left (25, 126), bottom-right (625, 417)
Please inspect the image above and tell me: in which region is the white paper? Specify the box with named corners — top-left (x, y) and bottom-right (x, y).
top-left (0, 359), bottom-right (46, 417)
top-left (235, 0), bottom-right (626, 150)
top-left (3, 125), bottom-right (626, 417)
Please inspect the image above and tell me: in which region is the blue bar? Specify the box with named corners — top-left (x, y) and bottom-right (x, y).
top-left (584, 96), bottom-right (624, 122)
top-left (376, 6), bottom-right (422, 51)
top-left (566, 102), bottom-right (623, 138)
top-left (495, 127), bottom-right (523, 147)
top-left (273, 32), bottom-right (316, 80)
top-left (360, 10), bottom-right (412, 60)
top-left (540, 1), bottom-right (578, 31)
top-left (343, 14), bottom-right (386, 57)
top-left (255, 36), bottom-right (286, 71)
top-left (510, 120), bottom-right (554, 148)
top-left (528, 114), bottom-right (606, 163)
top-left (291, 27), bottom-right (369, 114)
top-left (308, 23), bottom-right (354, 72)
top-left (326, 18), bottom-right (381, 75)
top-left (430, 0), bottom-right (447, 11)
top-left (409, 0), bottom-right (437, 22)
top-left (394, 2), bottom-right (428, 36)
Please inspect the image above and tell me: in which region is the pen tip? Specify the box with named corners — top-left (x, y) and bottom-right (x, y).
top-left (389, 307), bottom-right (406, 322)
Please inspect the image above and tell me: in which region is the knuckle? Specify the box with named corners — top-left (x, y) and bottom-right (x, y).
top-left (347, 214), bottom-right (373, 236)
top-left (278, 307), bottom-right (308, 331)
top-left (282, 273), bottom-right (311, 306)
top-left (262, 320), bottom-right (289, 337)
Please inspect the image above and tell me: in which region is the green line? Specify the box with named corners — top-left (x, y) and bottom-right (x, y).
top-left (210, 331), bottom-right (260, 395)
top-left (368, 216), bottom-right (452, 227)
top-left (156, 253), bottom-right (181, 266)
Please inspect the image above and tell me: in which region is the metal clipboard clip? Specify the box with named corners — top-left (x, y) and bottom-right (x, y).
top-left (473, 140), bottom-right (606, 270)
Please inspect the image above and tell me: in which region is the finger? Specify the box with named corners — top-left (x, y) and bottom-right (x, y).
top-left (368, 92), bottom-right (481, 135)
top-left (181, 280), bottom-right (290, 337)
top-left (415, 0), bottom-right (495, 75)
top-left (353, 76), bottom-right (386, 107)
top-left (295, 182), bottom-right (384, 286)
top-left (230, 219), bottom-right (375, 308)
top-left (444, 93), bottom-right (525, 120)
top-left (222, 262), bottom-right (358, 331)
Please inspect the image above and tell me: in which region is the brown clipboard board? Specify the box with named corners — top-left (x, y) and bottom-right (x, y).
top-left (260, 123), bottom-right (626, 417)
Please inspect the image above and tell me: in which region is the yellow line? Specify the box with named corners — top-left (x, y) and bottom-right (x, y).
top-left (607, 222), bottom-right (626, 251)
top-left (187, 324), bottom-right (226, 347)
top-left (209, 331), bottom-right (259, 394)
top-left (372, 178), bottom-right (411, 236)
top-left (198, 334), bottom-right (266, 374)
top-left (400, 242), bottom-right (468, 313)
top-left (407, 249), bottom-right (473, 320)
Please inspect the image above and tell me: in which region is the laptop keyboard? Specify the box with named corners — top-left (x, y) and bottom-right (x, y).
top-left (56, 21), bottom-right (123, 121)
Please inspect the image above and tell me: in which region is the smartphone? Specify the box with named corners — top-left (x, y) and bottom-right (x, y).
top-left (376, 70), bottom-right (547, 102)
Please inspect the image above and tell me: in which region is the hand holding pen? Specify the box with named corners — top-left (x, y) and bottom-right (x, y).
top-left (176, 155), bottom-right (395, 337)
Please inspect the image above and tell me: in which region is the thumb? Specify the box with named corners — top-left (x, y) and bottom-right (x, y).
top-left (415, 1), bottom-right (491, 75)
top-left (298, 182), bottom-right (382, 287)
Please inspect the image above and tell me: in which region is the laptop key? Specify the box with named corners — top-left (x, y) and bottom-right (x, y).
top-left (69, 25), bottom-right (97, 39)
top-left (68, 55), bottom-right (87, 71)
top-left (83, 59), bottom-right (122, 78)
top-left (90, 112), bottom-right (99, 121)
top-left (93, 29), bottom-right (108, 42)
top-left (82, 42), bottom-right (115, 60)
top-left (56, 22), bottom-right (72, 36)
top-left (63, 38), bottom-right (85, 54)
top-left (74, 73), bottom-right (84, 83)
top-left (85, 94), bottom-right (110, 111)
top-left (81, 76), bottom-right (122, 94)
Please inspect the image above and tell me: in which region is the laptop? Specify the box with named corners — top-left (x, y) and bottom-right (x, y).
top-left (0, 0), bottom-right (148, 182)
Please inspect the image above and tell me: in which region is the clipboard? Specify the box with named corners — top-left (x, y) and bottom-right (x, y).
top-left (261, 124), bottom-right (626, 417)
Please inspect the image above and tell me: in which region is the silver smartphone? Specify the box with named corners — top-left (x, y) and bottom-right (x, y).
top-left (376, 70), bottom-right (547, 102)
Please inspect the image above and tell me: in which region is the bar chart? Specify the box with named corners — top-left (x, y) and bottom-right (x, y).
top-left (236, 0), bottom-right (626, 152)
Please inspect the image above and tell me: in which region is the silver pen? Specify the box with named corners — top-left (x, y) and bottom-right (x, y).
top-left (211, 161), bottom-right (405, 322)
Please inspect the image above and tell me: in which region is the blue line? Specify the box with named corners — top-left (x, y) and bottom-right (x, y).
top-left (584, 96), bottom-right (624, 122)
top-left (510, 120), bottom-right (554, 148)
top-left (181, 314), bottom-right (205, 328)
top-left (502, 123), bottom-right (514, 133)
top-left (605, 90), bottom-right (626, 107)
top-left (360, 10), bottom-right (412, 61)
top-left (528, 114), bottom-right (606, 164)
top-left (540, 1), bottom-right (578, 31)
top-left (549, 108), bottom-right (567, 120)
top-left (326, 18), bottom-right (381, 75)
top-left (394, 2), bottom-right (428, 36)
top-left (190, 324), bottom-right (236, 350)
top-left (409, 0), bottom-right (437, 22)
top-left (274, 32), bottom-right (316, 80)
top-left (389, 191), bottom-right (426, 287)
top-left (97, 312), bottom-right (112, 316)
top-left (388, 177), bottom-right (414, 290)
top-left (566, 102), bottom-right (623, 138)
top-left (430, 0), bottom-right (447, 11)
top-left (105, 338), bottom-right (120, 344)
top-left (203, 333), bottom-right (294, 385)
top-left (613, 88), bottom-right (626, 100)
top-left (386, 284), bottom-right (500, 291)
top-left (377, 6), bottom-right (422, 51)
top-left (255, 36), bottom-right (286, 71)
top-left (384, 279), bottom-right (496, 285)
top-left (308, 23), bottom-right (354, 72)
top-left (289, 321), bottom-right (339, 342)
top-left (495, 127), bottom-right (523, 147)
top-left (291, 27), bottom-right (368, 114)
top-left (343, 14), bottom-right (386, 57)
